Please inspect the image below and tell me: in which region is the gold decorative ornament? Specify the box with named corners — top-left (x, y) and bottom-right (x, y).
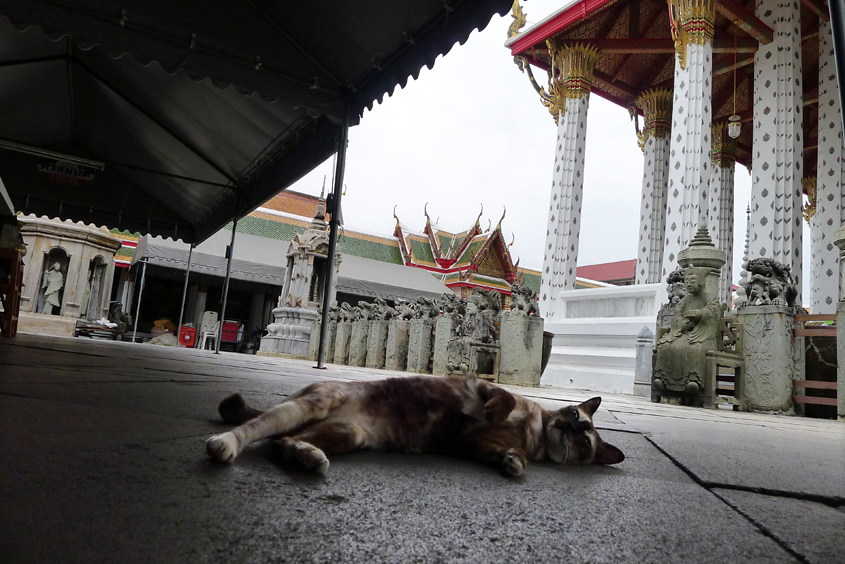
top-left (555, 44), bottom-right (600, 99)
top-left (711, 122), bottom-right (738, 168)
top-left (803, 176), bottom-right (817, 224)
top-left (507, 0), bottom-right (527, 39)
top-left (632, 88), bottom-right (673, 151)
top-left (514, 39), bottom-right (599, 125)
top-left (668, 0), bottom-right (717, 69)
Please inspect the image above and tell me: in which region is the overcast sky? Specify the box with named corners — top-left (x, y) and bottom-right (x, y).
top-left (282, 2), bottom-right (798, 288)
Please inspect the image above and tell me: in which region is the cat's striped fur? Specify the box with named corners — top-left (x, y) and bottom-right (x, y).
top-left (205, 375), bottom-right (624, 476)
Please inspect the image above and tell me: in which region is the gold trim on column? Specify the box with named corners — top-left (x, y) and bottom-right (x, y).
top-left (516, 41), bottom-right (600, 125)
top-left (669, 0), bottom-right (717, 69)
top-left (711, 122), bottom-right (738, 167)
top-left (635, 88), bottom-right (673, 150)
top-left (803, 176), bottom-right (817, 224)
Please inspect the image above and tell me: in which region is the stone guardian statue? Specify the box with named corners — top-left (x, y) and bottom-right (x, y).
top-left (652, 266), bottom-right (723, 396)
top-left (652, 221), bottom-right (727, 405)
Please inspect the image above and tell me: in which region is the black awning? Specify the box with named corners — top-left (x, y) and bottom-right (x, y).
top-left (0, 0), bottom-right (511, 242)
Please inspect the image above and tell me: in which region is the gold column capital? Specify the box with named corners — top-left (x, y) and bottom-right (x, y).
top-left (553, 43), bottom-right (600, 99)
top-left (711, 122), bottom-right (738, 167)
top-left (635, 88), bottom-right (673, 149)
top-left (669, 0), bottom-right (717, 69)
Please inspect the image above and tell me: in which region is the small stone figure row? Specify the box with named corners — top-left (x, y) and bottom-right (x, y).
top-left (324, 284), bottom-right (540, 323)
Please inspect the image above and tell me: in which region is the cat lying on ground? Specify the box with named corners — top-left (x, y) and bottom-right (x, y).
top-left (205, 375), bottom-right (624, 477)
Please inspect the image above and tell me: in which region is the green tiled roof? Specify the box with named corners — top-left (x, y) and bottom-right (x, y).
top-left (455, 237), bottom-right (486, 266)
top-left (115, 246), bottom-right (136, 261)
top-left (231, 215), bottom-right (308, 241)
top-left (436, 233), bottom-right (452, 256)
top-left (408, 236), bottom-right (436, 265)
top-left (517, 269), bottom-right (541, 294)
top-left (338, 234), bottom-right (403, 264)
top-left (110, 228), bottom-right (141, 239)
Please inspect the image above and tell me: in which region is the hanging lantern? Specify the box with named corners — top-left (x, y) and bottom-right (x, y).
top-left (727, 115), bottom-right (741, 139)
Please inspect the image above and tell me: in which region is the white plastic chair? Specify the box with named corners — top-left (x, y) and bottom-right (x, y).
top-left (196, 311), bottom-right (219, 350)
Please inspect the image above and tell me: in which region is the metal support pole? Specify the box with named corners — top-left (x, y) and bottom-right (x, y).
top-left (216, 217), bottom-right (239, 354)
top-left (830, 0), bottom-right (845, 133)
top-left (316, 114), bottom-right (350, 369)
top-left (177, 245), bottom-right (193, 333)
top-left (131, 260), bottom-right (147, 343)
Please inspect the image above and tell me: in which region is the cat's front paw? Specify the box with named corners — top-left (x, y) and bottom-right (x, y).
top-left (502, 448), bottom-right (526, 477)
top-left (206, 432), bottom-right (240, 463)
top-left (484, 392), bottom-right (516, 424)
top-left (275, 438), bottom-right (330, 475)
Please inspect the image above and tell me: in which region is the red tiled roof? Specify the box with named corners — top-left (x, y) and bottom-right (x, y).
top-left (576, 259), bottom-right (636, 283)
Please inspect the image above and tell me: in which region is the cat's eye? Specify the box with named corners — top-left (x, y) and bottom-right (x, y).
top-left (571, 409), bottom-right (579, 420)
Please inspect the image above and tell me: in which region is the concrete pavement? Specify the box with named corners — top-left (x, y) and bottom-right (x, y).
top-left (0, 333), bottom-right (843, 563)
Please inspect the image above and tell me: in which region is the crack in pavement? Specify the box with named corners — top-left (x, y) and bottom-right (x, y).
top-left (643, 434), bottom-right (816, 564)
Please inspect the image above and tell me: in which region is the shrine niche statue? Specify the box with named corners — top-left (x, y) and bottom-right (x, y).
top-left (652, 266), bottom-right (724, 398)
top-left (41, 262), bottom-right (64, 315)
top-left (743, 258), bottom-right (798, 308)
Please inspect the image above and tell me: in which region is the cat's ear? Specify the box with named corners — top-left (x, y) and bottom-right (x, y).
top-left (580, 397), bottom-right (601, 416)
top-left (593, 440), bottom-right (624, 465)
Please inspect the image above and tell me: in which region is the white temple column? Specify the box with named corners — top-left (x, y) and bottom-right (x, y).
top-left (750, 0), bottom-right (804, 298)
top-left (635, 89), bottom-right (673, 284)
top-left (811, 19), bottom-right (845, 313)
top-left (539, 43), bottom-right (600, 319)
top-left (708, 122), bottom-right (737, 305)
top-left (660, 0), bottom-right (717, 281)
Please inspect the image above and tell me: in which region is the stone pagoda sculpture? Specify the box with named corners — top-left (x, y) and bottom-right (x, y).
top-left (652, 222), bottom-right (726, 405)
top-left (260, 190), bottom-right (341, 357)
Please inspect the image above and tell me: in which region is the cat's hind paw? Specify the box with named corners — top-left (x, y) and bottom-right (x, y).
top-left (205, 432), bottom-right (240, 463)
top-left (502, 449), bottom-right (526, 477)
top-left (275, 438), bottom-right (330, 475)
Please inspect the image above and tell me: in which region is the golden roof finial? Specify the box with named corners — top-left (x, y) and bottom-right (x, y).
top-left (475, 203), bottom-right (484, 228)
top-left (507, 0), bottom-right (527, 39)
top-left (497, 206), bottom-right (507, 230)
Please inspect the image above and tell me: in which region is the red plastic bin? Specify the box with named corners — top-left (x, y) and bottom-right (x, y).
top-left (221, 321), bottom-right (242, 343)
top-left (178, 326), bottom-right (197, 347)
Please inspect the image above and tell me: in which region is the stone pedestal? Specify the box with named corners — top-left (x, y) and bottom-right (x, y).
top-left (498, 312), bottom-right (543, 387)
top-left (333, 322), bottom-right (352, 365)
top-left (308, 320), bottom-right (336, 363)
top-left (385, 320), bottom-right (410, 371)
top-left (324, 321), bottom-right (338, 365)
top-left (349, 320), bottom-right (369, 367)
top-left (432, 315), bottom-right (455, 376)
top-left (366, 320), bottom-right (389, 369)
top-left (307, 318), bottom-right (321, 361)
top-left (259, 307), bottom-right (318, 357)
top-left (737, 305), bottom-right (796, 413)
top-left (407, 319), bottom-right (433, 374)
top-left (633, 326), bottom-right (654, 398)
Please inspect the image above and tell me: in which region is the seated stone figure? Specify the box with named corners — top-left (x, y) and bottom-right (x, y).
top-left (652, 267), bottom-right (723, 397)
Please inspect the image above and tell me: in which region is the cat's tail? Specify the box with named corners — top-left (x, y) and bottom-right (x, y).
top-left (218, 393), bottom-right (265, 425)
